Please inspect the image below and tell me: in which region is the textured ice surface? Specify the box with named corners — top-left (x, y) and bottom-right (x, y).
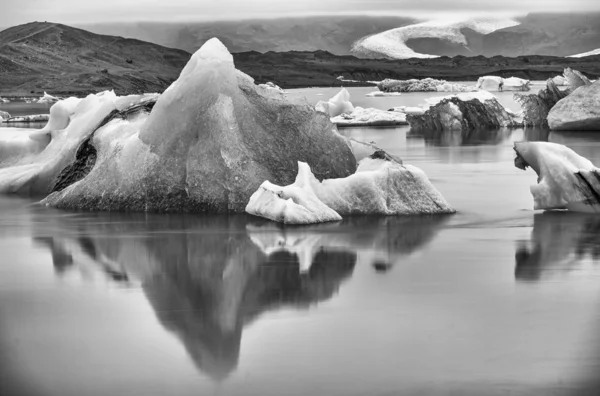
top-left (37, 92), bottom-right (59, 104)
top-left (514, 141), bottom-right (600, 212)
top-left (378, 78), bottom-right (474, 93)
top-left (424, 90), bottom-right (497, 107)
top-left (352, 17), bottom-right (519, 59)
top-left (246, 155), bottom-right (454, 224)
top-left (0, 91), bottom-right (137, 194)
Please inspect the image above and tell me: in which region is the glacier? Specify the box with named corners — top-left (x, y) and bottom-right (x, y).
top-left (514, 141), bottom-right (600, 213)
top-left (351, 17), bottom-right (519, 59)
top-left (246, 151), bottom-right (455, 225)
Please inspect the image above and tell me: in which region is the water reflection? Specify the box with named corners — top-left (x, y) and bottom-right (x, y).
top-left (32, 212), bottom-right (448, 380)
top-left (410, 127), bottom-right (550, 147)
top-left (515, 212), bottom-right (600, 282)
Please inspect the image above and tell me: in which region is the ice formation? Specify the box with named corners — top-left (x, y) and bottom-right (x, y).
top-left (514, 79), bottom-right (567, 127)
top-left (0, 110), bottom-right (11, 121)
top-left (351, 17), bottom-right (519, 59)
top-left (476, 76), bottom-right (530, 92)
top-left (548, 81), bottom-right (600, 130)
top-left (315, 88), bottom-right (355, 117)
top-left (514, 141), bottom-right (600, 212)
top-left (409, 91), bottom-right (521, 132)
top-left (567, 48), bottom-right (600, 58)
top-left (331, 107), bottom-right (408, 127)
top-left (258, 81), bottom-right (285, 94)
top-left (0, 91), bottom-right (152, 194)
top-left (246, 151), bottom-right (455, 224)
top-left (551, 75), bottom-right (568, 86)
top-left (37, 92), bottom-right (59, 104)
top-left (39, 38), bottom-right (356, 212)
top-left (563, 67), bottom-right (592, 90)
top-left (378, 78), bottom-right (474, 93)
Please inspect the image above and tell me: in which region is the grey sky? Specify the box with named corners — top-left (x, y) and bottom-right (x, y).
top-left (3, 0), bottom-right (600, 25)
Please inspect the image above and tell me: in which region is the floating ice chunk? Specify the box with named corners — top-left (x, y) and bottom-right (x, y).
top-left (246, 152), bottom-right (454, 224)
top-left (37, 92), bottom-right (59, 104)
top-left (331, 107), bottom-right (408, 127)
top-left (3, 114), bottom-right (50, 123)
top-left (514, 141), bottom-right (600, 212)
top-left (245, 163), bottom-right (342, 224)
top-left (315, 88), bottom-right (355, 117)
top-left (548, 81), bottom-right (600, 131)
top-left (476, 76), bottom-right (530, 92)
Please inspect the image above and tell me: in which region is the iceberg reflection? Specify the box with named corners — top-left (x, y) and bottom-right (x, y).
top-left (32, 212), bottom-right (448, 380)
top-left (515, 212), bottom-right (600, 282)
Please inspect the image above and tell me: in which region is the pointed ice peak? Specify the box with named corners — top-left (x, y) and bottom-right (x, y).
top-left (194, 37), bottom-right (233, 63)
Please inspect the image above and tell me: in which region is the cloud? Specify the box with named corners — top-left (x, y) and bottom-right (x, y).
top-left (2, 0), bottom-right (600, 26)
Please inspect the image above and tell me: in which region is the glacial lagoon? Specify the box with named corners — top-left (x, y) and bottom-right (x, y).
top-left (2, 87), bottom-right (600, 396)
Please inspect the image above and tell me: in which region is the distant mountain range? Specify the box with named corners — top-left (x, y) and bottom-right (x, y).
top-left (1, 20), bottom-right (599, 95)
top-left (0, 22), bottom-right (190, 95)
top-left (77, 13), bottom-right (600, 59)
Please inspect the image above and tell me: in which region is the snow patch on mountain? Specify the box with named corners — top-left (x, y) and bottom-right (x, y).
top-left (568, 48), bottom-right (600, 58)
top-left (351, 18), bottom-right (520, 59)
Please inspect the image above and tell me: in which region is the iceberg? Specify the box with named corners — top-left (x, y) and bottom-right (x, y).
top-left (378, 78), bottom-right (474, 93)
top-left (513, 141), bottom-right (600, 212)
top-left (37, 92), bottom-right (59, 104)
top-left (315, 88), bottom-right (355, 117)
top-left (476, 76), bottom-right (530, 92)
top-left (40, 38), bottom-right (356, 212)
top-left (408, 91), bottom-right (521, 132)
top-left (563, 67), bottom-right (592, 91)
top-left (547, 81), bottom-right (600, 131)
top-left (0, 110), bottom-right (11, 121)
top-left (331, 107), bottom-right (408, 127)
top-left (246, 151), bottom-right (455, 224)
top-left (514, 79), bottom-right (567, 127)
top-left (0, 91), bottom-right (150, 194)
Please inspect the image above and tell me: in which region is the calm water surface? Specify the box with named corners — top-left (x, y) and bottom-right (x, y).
top-left (2, 89), bottom-right (600, 396)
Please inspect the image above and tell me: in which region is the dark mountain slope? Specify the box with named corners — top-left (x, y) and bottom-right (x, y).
top-left (0, 22), bottom-right (190, 95)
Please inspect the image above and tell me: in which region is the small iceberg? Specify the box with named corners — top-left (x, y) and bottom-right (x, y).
top-left (3, 114), bottom-right (50, 123)
top-left (37, 92), bottom-right (60, 104)
top-left (246, 151), bottom-right (455, 224)
top-left (378, 78), bottom-right (474, 93)
top-left (332, 107), bottom-right (408, 127)
top-left (514, 141), bottom-right (600, 213)
top-left (365, 91), bottom-right (402, 97)
top-left (315, 88), bottom-right (354, 117)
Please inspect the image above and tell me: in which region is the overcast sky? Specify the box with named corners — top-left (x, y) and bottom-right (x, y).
top-left (3, 0), bottom-right (600, 26)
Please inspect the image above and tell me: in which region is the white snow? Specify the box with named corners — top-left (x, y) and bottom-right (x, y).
top-left (568, 48), bottom-right (600, 58)
top-left (514, 141), bottom-right (600, 213)
top-left (246, 158), bottom-right (454, 224)
top-left (352, 17), bottom-right (520, 59)
top-left (331, 107), bottom-right (408, 127)
top-left (315, 88), bottom-right (355, 117)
